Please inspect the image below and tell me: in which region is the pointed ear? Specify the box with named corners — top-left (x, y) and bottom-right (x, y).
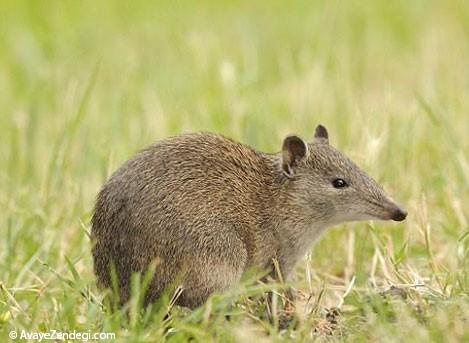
top-left (281, 135), bottom-right (309, 178)
top-left (314, 124), bottom-right (329, 144)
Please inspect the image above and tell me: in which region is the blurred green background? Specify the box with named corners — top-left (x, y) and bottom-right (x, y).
top-left (1, 1), bottom-right (468, 342)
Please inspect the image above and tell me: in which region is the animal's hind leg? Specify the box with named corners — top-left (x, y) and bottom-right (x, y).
top-left (175, 255), bottom-right (245, 308)
top-left (142, 223), bottom-right (248, 308)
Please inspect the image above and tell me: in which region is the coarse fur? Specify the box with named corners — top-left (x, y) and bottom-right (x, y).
top-left (91, 125), bottom-right (406, 308)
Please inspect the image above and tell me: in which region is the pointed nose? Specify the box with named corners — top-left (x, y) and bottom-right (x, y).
top-left (392, 208), bottom-right (407, 221)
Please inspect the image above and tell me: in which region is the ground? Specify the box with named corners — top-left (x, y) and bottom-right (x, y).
top-left (0, 1), bottom-right (468, 342)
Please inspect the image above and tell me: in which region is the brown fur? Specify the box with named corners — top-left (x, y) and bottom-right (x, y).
top-left (91, 126), bottom-right (406, 308)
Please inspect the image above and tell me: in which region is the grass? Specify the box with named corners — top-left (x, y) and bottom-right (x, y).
top-left (0, 0), bottom-right (468, 341)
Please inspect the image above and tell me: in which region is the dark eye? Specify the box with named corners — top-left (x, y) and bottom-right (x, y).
top-left (332, 178), bottom-right (348, 188)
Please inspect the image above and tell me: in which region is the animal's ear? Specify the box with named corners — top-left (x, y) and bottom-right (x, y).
top-left (314, 124), bottom-right (329, 144)
top-left (281, 135), bottom-right (309, 178)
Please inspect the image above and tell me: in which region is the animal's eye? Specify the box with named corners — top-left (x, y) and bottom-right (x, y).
top-left (332, 178), bottom-right (348, 188)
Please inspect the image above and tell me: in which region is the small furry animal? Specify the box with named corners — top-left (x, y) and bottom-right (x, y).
top-left (91, 125), bottom-right (407, 308)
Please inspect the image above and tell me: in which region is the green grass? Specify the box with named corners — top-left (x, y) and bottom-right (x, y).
top-left (1, 0), bottom-right (468, 342)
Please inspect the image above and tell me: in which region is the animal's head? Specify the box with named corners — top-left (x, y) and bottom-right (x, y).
top-left (281, 125), bottom-right (407, 226)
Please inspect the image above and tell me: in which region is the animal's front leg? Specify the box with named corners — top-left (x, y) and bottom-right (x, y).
top-left (264, 257), bottom-right (298, 329)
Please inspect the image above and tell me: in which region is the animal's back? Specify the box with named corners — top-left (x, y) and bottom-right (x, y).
top-left (91, 132), bottom-right (276, 306)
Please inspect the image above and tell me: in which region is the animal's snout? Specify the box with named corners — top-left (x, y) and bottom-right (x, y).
top-left (391, 207), bottom-right (407, 221)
